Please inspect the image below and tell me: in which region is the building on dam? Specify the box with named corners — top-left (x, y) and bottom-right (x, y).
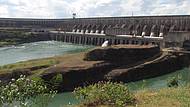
top-left (1, 15), bottom-right (190, 49)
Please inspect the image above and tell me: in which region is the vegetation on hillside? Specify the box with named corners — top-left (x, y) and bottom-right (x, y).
top-left (0, 75), bottom-right (57, 107)
top-left (0, 30), bottom-right (42, 47)
top-left (74, 81), bottom-right (190, 107)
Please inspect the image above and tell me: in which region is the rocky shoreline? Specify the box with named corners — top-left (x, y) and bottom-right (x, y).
top-left (40, 45), bottom-right (190, 91)
top-left (0, 44), bottom-right (189, 92)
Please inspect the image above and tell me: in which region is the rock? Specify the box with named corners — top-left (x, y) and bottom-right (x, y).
top-left (84, 45), bottom-right (161, 64)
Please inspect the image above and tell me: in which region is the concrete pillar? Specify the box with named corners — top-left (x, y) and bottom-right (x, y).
top-left (69, 36), bottom-right (72, 43)
top-left (114, 39), bottom-right (117, 45)
top-left (59, 35), bottom-right (61, 41)
top-left (82, 36), bottom-right (85, 44)
top-left (62, 35), bottom-right (65, 42)
top-left (88, 37), bottom-right (91, 45)
top-left (73, 36), bottom-right (76, 44)
top-left (75, 36), bottom-right (78, 44)
top-left (84, 37), bottom-right (87, 45)
top-left (79, 37), bottom-right (81, 44)
top-left (73, 36), bottom-right (75, 43)
top-left (77, 36), bottom-right (80, 44)
top-left (66, 36), bottom-right (68, 42)
top-left (55, 35), bottom-right (58, 41)
top-left (97, 38), bottom-right (101, 46)
top-left (82, 37), bottom-right (85, 44)
top-left (58, 35), bottom-right (62, 41)
top-left (91, 38), bottom-right (94, 45)
top-left (76, 37), bottom-right (79, 44)
top-left (128, 40), bottom-right (132, 45)
top-left (90, 37), bottom-right (93, 45)
top-left (94, 38), bottom-right (97, 45)
top-left (140, 41), bottom-right (144, 45)
top-left (122, 40), bottom-right (125, 44)
top-left (70, 36), bottom-right (73, 43)
top-left (111, 39), bottom-right (115, 45)
top-left (118, 39), bottom-right (121, 44)
top-left (120, 39), bottom-right (123, 44)
top-left (65, 36), bottom-right (68, 42)
top-left (89, 37), bottom-right (92, 45)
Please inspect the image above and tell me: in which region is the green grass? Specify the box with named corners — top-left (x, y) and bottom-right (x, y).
top-left (76, 86), bottom-right (190, 107)
top-left (0, 56), bottom-right (59, 75)
top-left (133, 86), bottom-right (190, 107)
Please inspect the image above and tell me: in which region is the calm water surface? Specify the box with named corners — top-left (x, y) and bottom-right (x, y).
top-left (0, 41), bottom-right (189, 107)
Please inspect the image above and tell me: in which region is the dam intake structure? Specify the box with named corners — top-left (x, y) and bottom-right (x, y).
top-left (1, 15), bottom-right (190, 48)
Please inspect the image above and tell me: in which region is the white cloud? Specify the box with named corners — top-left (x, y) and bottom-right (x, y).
top-left (0, 0), bottom-right (189, 18)
top-left (0, 5), bottom-right (9, 17)
top-left (120, 0), bottom-right (144, 16)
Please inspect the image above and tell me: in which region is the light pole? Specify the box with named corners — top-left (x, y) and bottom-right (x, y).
top-left (73, 13), bottom-right (76, 19)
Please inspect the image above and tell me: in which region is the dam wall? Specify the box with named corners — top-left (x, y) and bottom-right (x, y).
top-left (0, 15), bottom-right (190, 48)
top-left (48, 33), bottom-right (163, 47)
top-left (1, 15), bottom-right (190, 37)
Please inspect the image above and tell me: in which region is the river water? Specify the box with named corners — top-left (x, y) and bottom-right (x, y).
top-left (0, 41), bottom-right (93, 65)
top-left (0, 41), bottom-right (190, 107)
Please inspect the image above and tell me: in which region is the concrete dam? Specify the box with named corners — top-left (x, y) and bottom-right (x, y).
top-left (1, 15), bottom-right (190, 48)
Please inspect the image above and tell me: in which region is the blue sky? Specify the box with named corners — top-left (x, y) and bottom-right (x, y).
top-left (0, 0), bottom-right (189, 18)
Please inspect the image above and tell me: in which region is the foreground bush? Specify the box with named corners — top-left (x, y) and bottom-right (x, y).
top-left (0, 75), bottom-right (57, 107)
top-left (74, 81), bottom-right (134, 107)
top-left (167, 76), bottom-right (180, 87)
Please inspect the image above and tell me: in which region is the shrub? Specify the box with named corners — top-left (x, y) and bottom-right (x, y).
top-left (0, 75), bottom-right (57, 107)
top-left (167, 76), bottom-right (180, 87)
top-left (74, 81), bottom-right (134, 107)
top-left (48, 74), bottom-right (63, 90)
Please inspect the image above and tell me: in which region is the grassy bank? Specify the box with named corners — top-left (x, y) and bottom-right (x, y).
top-left (133, 86), bottom-right (190, 107)
top-left (75, 82), bottom-right (190, 107)
top-left (0, 52), bottom-right (88, 77)
top-left (0, 56), bottom-right (59, 75)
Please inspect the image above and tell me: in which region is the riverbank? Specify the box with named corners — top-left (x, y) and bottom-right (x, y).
top-left (0, 29), bottom-right (50, 47)
top-left (0, 44), bottom-right (190, 92)
top-left (0, 51), bottom-right (88, 83)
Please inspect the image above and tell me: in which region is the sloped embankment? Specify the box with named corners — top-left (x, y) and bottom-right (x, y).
top-left (40, 45), bottom-right (190, 91)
